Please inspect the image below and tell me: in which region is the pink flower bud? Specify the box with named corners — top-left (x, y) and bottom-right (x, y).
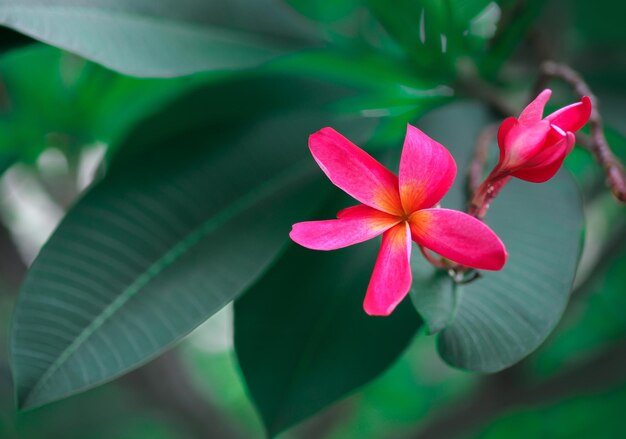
top-left (494, 89), bottom-right (591, 183)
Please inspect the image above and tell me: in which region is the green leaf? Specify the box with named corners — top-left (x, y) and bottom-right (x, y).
top-left (479, 0), bottom-right (545, 77)
top-left (234, 224), bottom-right (421, 436)
top-left (571, 0), bottom-right (626, 47)
top-left (409, 261), bottom-right (460, 335)
top-left (234, 100), bottom-right (584, 433)
top-left (530, 193), bottom-right (626, 378)
top-left (417, 102), bottom-right (584, 372)
top-left (0, 44), bottom-right (208, 163)
top-left (367, 0), bottom-right (496, 76)
top-left (269, 49), bottom-right (453, 146)
top-left (286, 0), bottom-right (359, 22)
top-left (10, 75), bottom-right (366, 409)
top-left (0, 0), bottom-right (316, 77)
top-left (438, 173), bottom-right (583, 372)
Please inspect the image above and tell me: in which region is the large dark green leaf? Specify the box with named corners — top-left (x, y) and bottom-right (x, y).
top-left (10, 75), bottom-right (370, 409)
top-left (437, 173), bottom-right (583, 372)
top-left (234, 221), bottom-right (421, 436)
top-left (530, 192), bottom-right (626, 377)
top-left (0, 0), bottom-right (317, 77)
top-left (415, 102), bottom-right (584, 372)
top-left (234, 100), bottom-right (584, 434)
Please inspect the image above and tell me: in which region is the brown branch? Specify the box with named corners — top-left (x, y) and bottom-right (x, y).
top-left (468, 124), bottom-right (499, 197)
top-left (535, 61), bottom-right (626, 203)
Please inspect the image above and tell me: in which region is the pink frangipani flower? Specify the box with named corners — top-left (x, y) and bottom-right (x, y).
top-left (289, 125), bottom-right (507, 316)
top-left (494, 89), bottom-right (592, 183)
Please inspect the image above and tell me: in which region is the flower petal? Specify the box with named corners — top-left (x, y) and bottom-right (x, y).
top-left (499, 121), bottom-right (551, 169)
top-left (545, 96), bottom-right (592, 133)
top-left (497, 117), bottom-right (517, 148)
top-left (409, 208), bottom-right (507, 270)
top-left (290, 212), bottom-right (400, 251)
top-left (512, 132), bottom-right (575, 183)
top-left (335, 204), bottom-right (386, 219)
top-left (309, 128), bottom-right (402, 215)
top-left (399, 124), bottom-right (456, 213)
top-left (525, 125), bottom-right (568, 167)
top-left (363, 222), bottom-right (412, 316)
top-left (518, 89), bottom-right (552, 124)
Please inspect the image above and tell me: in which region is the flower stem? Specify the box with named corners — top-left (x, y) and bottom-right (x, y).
top-left (418, 245), bottom-right (449, 269)
top-left (466, 123), bottom-right (512, 220)
top-left (467, 123), bottom-right (499, 196)
top-left (468, 173), bottom-right (511, 220)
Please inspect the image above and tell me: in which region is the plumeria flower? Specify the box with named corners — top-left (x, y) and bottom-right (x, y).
top-left (290, 125), bottom-right (507, 316)
top-left (493, 89), bottom-right (592, 183)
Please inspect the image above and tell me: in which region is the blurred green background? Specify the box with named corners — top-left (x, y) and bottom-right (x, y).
top-left (0, 0), bottom-right (625, 438)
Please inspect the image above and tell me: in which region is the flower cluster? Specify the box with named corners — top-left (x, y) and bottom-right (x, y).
top-left (290, 89), bottom-right (591, 316)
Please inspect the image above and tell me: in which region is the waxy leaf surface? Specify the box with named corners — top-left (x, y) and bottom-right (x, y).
top-left (235, 220), bottom-right (421, 436)
top-left (0, 0), bottom-right (317, 77)
top-left (414, 103), bottom-right (584, 372)
top-left (10, 76), bottom-right (364, 409)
